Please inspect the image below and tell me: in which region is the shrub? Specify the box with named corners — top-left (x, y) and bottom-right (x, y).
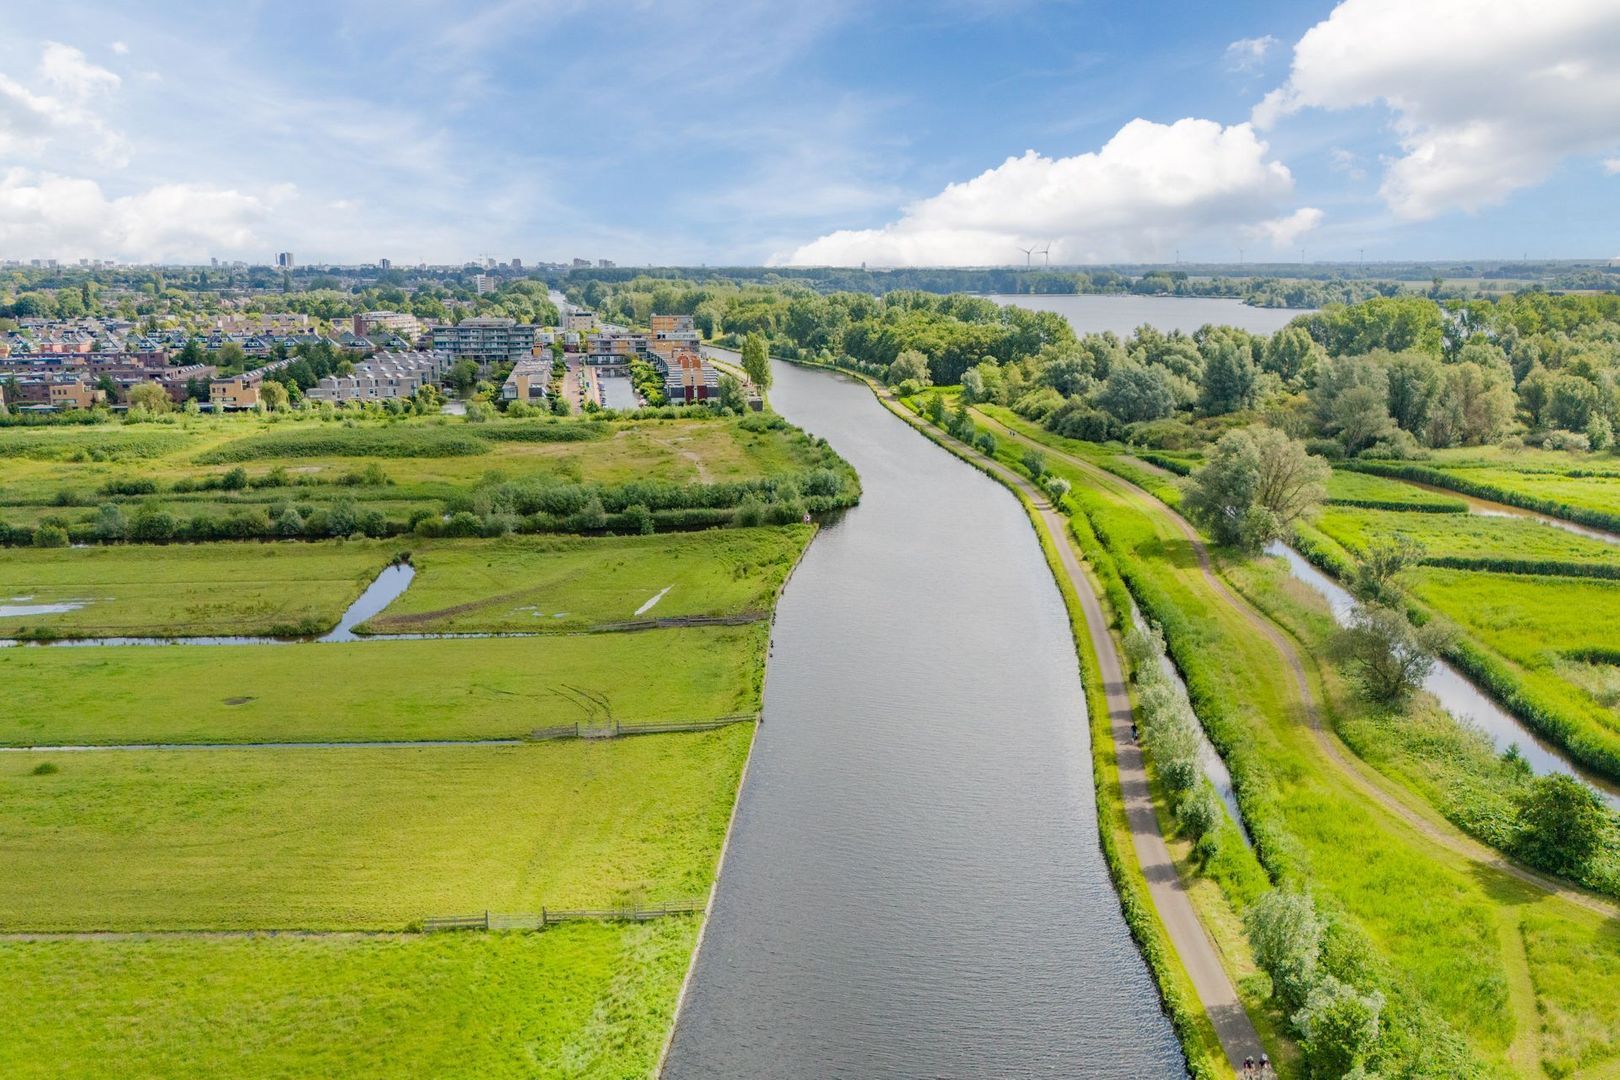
top-left (32, 523), bottom-right (69, 548)
top-left (31, 762), bottom-right (59, 776)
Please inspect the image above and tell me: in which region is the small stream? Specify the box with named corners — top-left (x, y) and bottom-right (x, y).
top-left (1128, 601), bottom-right (1251, 846)
top-left (1267, 541), bottom-right (1620, 809)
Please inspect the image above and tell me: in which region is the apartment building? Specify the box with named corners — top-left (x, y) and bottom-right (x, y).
top-left (648, 313), bottom-right (701, 358)
top-left (431, 317), bottom-right (538, 363)
top-left (210, 357), bottom-right (296, 410)
top-left (659, 349), bottom-right (720, 403)
top-left (305, 351), bottom-right (450, 404)
top-left (501, 357), bottom-right (551, 404)
top-left (352, 311), bottom-right (423, 339)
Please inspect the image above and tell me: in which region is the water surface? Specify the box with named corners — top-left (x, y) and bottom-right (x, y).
top-left (665, 360), bottom-right (1183, 1077)
top-left (988, 293), bottom-right (1309, 337)
top-left (1267, 541), bottom-right (1620, 809)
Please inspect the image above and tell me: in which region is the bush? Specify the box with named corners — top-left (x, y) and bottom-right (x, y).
top-left (31, 762), bottom-right (59, 776)
top-left (1245, 889), bottom-right (1323, 1010)
top-left (1512, 773), bottom-right (1606, 877)
top-left (32, 524), bottom-right (69, 548)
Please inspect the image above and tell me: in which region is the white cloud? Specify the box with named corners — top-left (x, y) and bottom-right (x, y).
top-left (1256, 0), bottom-right (1620, 219)
top-left (1605, 157), bottom-right (1620, 176)
top-left (110, 41), bottom-right (129, 55)
top-left (38, 42), bottom-right (120, 96)
top-left (0, 42), bottom-right (128, 166)
top-left (779, 117), bottom-right (1319, 266)
top-left (0, 168), bottom-right (275, 261)
top-left (1223, 35), bottom-right (1277, 75)
top-left (1244, 207), bottom-right (1324, 247)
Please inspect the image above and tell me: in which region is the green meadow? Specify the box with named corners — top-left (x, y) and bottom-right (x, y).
top-left (1, 732), bottom-right (749, 930)
top-left (0, 625), bottom-right (765, 745)
top-left (1324, 468), bottom-right (1468, 510)
top-left (1313, 505), bottom-right (1620, 569)
top-left (0, 921), bottom-right (695, 1080)
top-left (0, 540), bottom-right (396, 637)
top-left (367, 527), bottom-right (809, 633)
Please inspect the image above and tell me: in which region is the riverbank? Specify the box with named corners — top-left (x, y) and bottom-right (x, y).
top-left (969, 403), bottom-right (1620, 1077)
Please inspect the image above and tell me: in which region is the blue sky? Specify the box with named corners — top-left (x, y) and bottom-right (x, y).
top-left (1, 0), bottom-right (1617, 265)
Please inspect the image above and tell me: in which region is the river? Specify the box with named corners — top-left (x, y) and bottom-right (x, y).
top-left (987, 293), bottom-right (1309, 337)
top-left (664, 360), bottom-right (1184, 1078)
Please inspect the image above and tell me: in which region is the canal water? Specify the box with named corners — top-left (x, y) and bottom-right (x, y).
top-left (664, 360), bottom-right (1184, 1078)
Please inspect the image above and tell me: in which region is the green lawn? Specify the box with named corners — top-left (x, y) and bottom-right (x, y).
top-left (0, 920), bottom-right (695, 1079)
top-left (1313, 506), bottom-right (1620, 569)
top-left (0, 626), bottom-right (765, 745)
top-left (1, 730), bottom-right (748, 930)
top-left (367, 527), bottom-right (808, 634)
top-left (1324, 469), bottom-right (1468, 511)
top-left (0, 540), bottom-right (398, 638)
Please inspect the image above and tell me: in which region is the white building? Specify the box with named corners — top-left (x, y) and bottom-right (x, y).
top-left (304, 350), bottom-right (451, 403)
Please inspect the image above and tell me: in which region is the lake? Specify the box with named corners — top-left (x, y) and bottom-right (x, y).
top-left (988, 293), bottom-right (1310, 337)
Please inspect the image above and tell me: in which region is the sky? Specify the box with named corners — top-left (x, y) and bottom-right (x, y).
top-left (1, 0), bottom-right (1618, 267)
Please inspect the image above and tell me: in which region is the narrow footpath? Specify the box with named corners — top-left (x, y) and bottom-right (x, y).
top-left (976, 409), bottom-right (1620, 921)
top-left (869, 386), bottom-right (1265, 1072)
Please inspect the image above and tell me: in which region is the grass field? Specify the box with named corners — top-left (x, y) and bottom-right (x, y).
top-left (1313, 505), bottom-right (1620, 569)
top-left (0, 625), bottom-right (764, 745)
top-left (0, 409), bottom-right (820, 1075)
top-left (1, 730), bottom-right (749, 930)
top-left (0, 920), bottom-right (695, 1079)
top-left (365, 527), bottom-right (808, 633)
top-left (1324, 469), bottom-right (1469, 511)
top-left (0, 540), bottom-right (398, 638)
top-left (974, 404), bottom-right (1620, 1077)
top-left (0, 413), bottom-right (838, 538)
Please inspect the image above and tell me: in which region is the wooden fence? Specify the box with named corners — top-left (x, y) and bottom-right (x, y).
top-left (424, 898), bottom-right (705, 933)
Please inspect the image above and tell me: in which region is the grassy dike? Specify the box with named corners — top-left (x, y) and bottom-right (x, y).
top-left (974, 404), bottom-right (1620, 1077)
top-left (783, 359), bottom-right (1240, 1079)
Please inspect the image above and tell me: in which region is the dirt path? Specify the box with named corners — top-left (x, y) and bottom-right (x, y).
top-left (873, 392), bottom-right (1264, 1071)
top-left (977, 411), bottom-right (1620, 920)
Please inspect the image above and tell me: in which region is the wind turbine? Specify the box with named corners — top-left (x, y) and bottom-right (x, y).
top-left (1018, 245), bottom-right (1035, 268)
top-left (1037, 242), bottom-right (1052, 267)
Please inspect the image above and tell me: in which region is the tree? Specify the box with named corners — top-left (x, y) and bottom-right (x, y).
top-left (1183, 427), bottom-right (1329, 551)
top-left (1262, 325), bottom-right (1324, 386)
top-left (259, 380), bottom-right (289, 412)
top-left (1427, 362), bottom-right (1514, 447)
top-left (1022, 447), bottom-right (1047, 480)
top-left (740, 331), bottom-right (772, 390)
top-left (1244, 889), bottom-right (1323, 1010)
top-left (1385, 350), bottom-right (1444, 435)
top-left (1097, 358), bottom-right (1176, 423)
top-left (716, 374), bottom-right (747, 413)
top-left (1197, 333), bottom-right (1260, 415)
top-left (960, 367), bottom-right (986, 403)
top-left (1293, 977), bottom-right (1385, 1077)
top-left (449, 358), bottom-right (480, 396)
top-left (127, 382), bottom-right (173, 414)
top-left (1514, 773), bottom-right (1606, 877)
top-left (1333, 603), bottom-right (1448, 704)
top-left (887, 348), bottom-right (931, 387)
top-left (1351, 535), bottom-right (1425, 604)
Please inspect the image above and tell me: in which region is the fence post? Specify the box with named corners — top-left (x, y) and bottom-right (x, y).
top-left (541, 907), bottom-right (547, 929)
top-left (484, 910), bottom-right (490, 931)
